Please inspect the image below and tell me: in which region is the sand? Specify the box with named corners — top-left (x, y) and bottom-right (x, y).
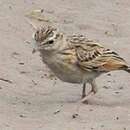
top-left (0, 0), bottom-right (130, 130)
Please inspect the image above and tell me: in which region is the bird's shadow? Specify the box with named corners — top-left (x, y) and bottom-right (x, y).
top-left (48, 97), bottom-right (130, 108)
top-left (86, 99), bottom-right (130, 107)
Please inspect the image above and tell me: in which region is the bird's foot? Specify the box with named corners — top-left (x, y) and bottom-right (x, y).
top-left (81, 94), bottom-right (88, 104)
top-left (82, 99), bottom-right (88, 104)
top-left (81, 94), bottom-right (86, 99)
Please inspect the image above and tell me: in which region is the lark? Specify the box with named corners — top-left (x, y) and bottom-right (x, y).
top-left (32, 26), bottom-right (130, 103)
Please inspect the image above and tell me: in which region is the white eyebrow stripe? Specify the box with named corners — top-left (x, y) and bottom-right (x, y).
top-left (48, 32), bottom-right (56, 40)
top-left (32, 33), bottom-right (35, 39)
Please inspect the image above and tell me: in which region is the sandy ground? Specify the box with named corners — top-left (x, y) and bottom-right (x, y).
top-left (0, 0), bottom-right (130, 130)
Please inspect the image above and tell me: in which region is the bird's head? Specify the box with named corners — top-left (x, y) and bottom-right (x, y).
top-left (32, 26), bottom-right (63, 52)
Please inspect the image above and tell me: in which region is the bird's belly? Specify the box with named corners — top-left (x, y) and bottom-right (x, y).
top-left (49, 63), bottom-right (83, 83)
top-left (42, 55), bottom-right (98, 83)
top-left (53, 66), bottom-right (83, 83)
top-left (56, 70), bottom-right (83, 83)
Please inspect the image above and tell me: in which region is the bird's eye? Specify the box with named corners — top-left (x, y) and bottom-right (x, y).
top-left (48, 40), bottom-right (54, 44)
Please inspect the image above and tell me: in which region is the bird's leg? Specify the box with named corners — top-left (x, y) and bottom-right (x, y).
top-left (72, 80), bottom-right (98, 118)
top-left (81, 82), bottom-right (89, 104)
top-left (91, 79), bottom-right (98, 94)
top-left (82, 83), bottom-right (86, 98)
top-left (80, 79), bottom-right (97, 103)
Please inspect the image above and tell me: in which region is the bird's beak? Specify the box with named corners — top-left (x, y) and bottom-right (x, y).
top-left (32, 48), bottom-right (37, 54)
top-left (32, 39), bottom-right (38, 54)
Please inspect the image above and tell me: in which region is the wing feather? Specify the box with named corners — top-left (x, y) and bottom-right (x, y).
top-left (68, 35), bottom-right (128, 72)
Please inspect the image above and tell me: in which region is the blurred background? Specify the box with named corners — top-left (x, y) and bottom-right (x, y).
top-left (0, 0), bottom-right (130, 130)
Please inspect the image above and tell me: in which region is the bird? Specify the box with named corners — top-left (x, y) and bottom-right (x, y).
top-left (32, 26), bottom-right (130, 103)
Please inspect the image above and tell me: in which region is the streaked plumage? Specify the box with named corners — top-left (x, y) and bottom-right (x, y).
top-left (67, 35), bottom-right (129, 72)
top-left (32, 26), bottom-right (130, 102)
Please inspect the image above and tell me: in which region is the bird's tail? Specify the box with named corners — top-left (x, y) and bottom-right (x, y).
top-left (125, 67), bottom-right (130, 73)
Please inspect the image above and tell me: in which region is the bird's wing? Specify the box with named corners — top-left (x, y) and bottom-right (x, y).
top-left (68, 35), bottom-right (128, 72)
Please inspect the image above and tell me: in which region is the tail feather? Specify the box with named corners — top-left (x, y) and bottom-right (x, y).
top-left (125, 67), bottom-right (130, 73)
